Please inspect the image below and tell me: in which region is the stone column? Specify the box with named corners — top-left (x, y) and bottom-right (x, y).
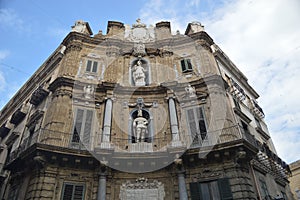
top-left (178, 171), bottom-right (188, 200)
top-left (103, 98), bottom-right (112, 142)
top-left (168, 97), bottom-right (181, 146)
top-left (97, 172), bottom-right (107, 200)
top-left (101, 98), bottom-right (113, 149)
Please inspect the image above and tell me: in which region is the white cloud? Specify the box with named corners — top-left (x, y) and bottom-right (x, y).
top-left (0, 8), bottom-right (31, 32)
top-left (0, 71), bottom-right (5, 92)
top-left (47, 27), bottom-right (69, 39)
top-left (0, 50), bottom-right (10, 60)
top-left (204, 0), bottom-right (300, 163)
top-left (139, 0), bottom-right (300, 163)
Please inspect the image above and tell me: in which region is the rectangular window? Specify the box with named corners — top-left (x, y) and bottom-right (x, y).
top-left (186, 107), bottom-right (207, 147)
top-left (71, 109), bottom-right (93, 148)
top-left (190, 178), bottom-right (233, 200)
top-left (181, 59), bottom-right (193, 73)
top-left (61, 183), bottom-right (85, 200)
top-left (86, 60), bottom-right (98, 73)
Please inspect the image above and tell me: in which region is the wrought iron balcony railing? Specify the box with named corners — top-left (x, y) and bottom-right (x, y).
top-left (7, 124), bottom-right (289, 181)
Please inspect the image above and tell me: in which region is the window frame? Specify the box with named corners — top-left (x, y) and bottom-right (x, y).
top-left (180, 58), bottom-right (193, 73)
top-left (85, 59), bottom-right (98, 73)
top-left (190, 178), bottom-right (233, 200)
top-left (61, 182), bottom-right (85, 200)
top-left (71, 108), bottom-right (94, 149)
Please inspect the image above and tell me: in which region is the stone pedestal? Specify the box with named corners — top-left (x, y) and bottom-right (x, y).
top-left (128, 142), bottom-right (153, 152)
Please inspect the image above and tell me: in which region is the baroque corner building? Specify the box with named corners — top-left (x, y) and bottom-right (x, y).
top-left (0, 19), bottom-right (294, 200)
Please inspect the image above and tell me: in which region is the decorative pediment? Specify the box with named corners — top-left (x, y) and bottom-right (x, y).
top-left (125, 19), bottom-right (155, 43)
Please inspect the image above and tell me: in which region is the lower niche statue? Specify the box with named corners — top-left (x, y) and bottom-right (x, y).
top-left (132, 60), bottom-right (146, 86)
top-left (133, 109), bottom-right (148, 142)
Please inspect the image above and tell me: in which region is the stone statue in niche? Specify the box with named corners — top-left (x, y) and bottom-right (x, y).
top-left (83, 85), bottom-right (94, 99)
top-left (133, 109), bottom-right (148, 143)
top-left (132, 60), bottom-right (147, 86)
top-left (185, 84), bottom-right (196, 98)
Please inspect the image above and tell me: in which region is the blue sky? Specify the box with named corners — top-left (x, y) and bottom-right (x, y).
top-left (1, 0), bottom-right (300, 163)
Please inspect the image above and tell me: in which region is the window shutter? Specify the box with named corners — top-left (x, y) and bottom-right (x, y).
top-left (187, 59), bottom-right (192, 70)
top-left (196, 108), bottom-right (207, 140)
top-left (187, 109), bottom-right (198, 144)
top-left (92, 61), bottom-right (98, 73)
top-left (86, 60), bottom-right (92, 72)
top-left (62, 184), bottom-right (74, 200)
top-left (62, 184), bottom-right (84, 200)
top-left (189, 182), bottom-right (202, 200)
top-left (72, 109), bottom-right (84, 143)
top-left (73, 185), bottom-right (84, 200)
top-left (82, 110), bottom-right (93, 146)
top-left (218, 178), bottom-right (233, 200)
top-left (181, 60), bottom-right (187, 72)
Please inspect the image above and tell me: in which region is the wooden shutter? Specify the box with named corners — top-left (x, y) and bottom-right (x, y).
top-left (82, 110), bottom-right (93, 146)
top-left (86, 60), bottom-right (92, 72)
top-left (73, 185), bottom-right (84, 200)
top-left (62, 184), bottom-right (84, 200)
top-left (189, 182), bottom-right (202, 200)
top-left (92, 61), bottom-right (98, 73)
top-left (62, 184), bottom-right (74, 200)
top-left (187, 59), bottom-right (193, 70)
top-left (181, 60), bottom-right (187, 72)
top-left (72, 109), bottom-right (84, 143)
top-left (218, 178), bottom-right (233, 200)
top-left (196, 107), bottom-right (207, 140)
top-left (187, 108), bottom-right (199, 146)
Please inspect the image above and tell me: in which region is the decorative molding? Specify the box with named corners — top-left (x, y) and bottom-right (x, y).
top-left (120, 177), bottom-right (165, 200)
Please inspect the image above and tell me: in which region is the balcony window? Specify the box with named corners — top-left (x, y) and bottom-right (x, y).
top-left (71, 108), bottom-right (93, 148)
top-left (181, 59), bottom-right (193, 73)
top-left (186, 107), bottom-right (207, 147)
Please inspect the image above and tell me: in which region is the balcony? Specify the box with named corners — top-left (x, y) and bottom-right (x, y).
top-left (8, 124), bottom-right (261, 162)
top-left (251, 99), bottom-right (265, 118)
top-left (229, 78), bottom-right (246, 101)
top-left (183, 124), bottom-right (259, 151)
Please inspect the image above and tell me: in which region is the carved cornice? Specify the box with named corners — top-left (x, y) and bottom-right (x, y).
top-left (188, 31), bottom-right (214, 46)
top-left (65, 41), bottom-right (82, 54)
top-left (48, 77), bottom-right (75, 92)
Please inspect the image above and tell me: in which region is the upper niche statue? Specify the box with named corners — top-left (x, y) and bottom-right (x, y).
top-left (132, 60), bottom-right (147, 86)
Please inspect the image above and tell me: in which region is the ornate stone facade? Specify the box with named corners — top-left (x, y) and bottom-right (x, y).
top-left (0, 20), bottom-right (293, 200)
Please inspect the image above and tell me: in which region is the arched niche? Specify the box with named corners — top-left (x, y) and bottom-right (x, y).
top-left (129, 59), bottom-right (151, 86)
top-left (128, 109), bottom-right (153, 143)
